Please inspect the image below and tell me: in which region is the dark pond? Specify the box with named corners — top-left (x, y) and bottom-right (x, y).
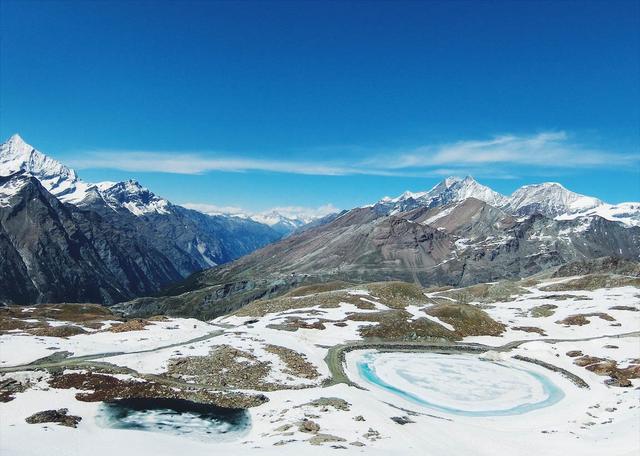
top-left (96, 397), bottom-right (251, 441)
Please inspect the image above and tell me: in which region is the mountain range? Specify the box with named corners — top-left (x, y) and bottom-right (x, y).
top-left (0, 135), bottom-right (290, 304)
top-left (1, 134), bottom-right (639, 313)
top-left (118, 176), bottom-right (639, 319)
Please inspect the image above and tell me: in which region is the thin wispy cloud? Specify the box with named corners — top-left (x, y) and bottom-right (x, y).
top-left (383, 132), bottom-right (639, 169)
top-left (69, 131), bottom-right (639, 178)
top-left (69, 152), bottom-right (351, 176)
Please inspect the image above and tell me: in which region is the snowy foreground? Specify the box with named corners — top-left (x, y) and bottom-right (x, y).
top-left (1, 275), bottom-right (639, 456)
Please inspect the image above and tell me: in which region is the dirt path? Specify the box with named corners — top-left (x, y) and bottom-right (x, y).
top-left (0, 329), bottom-right (225, 374)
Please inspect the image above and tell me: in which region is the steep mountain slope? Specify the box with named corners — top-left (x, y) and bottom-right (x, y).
top-left (117, 193), bottom-right (640, 319)
top-left (0, 135), bottom-right (282, 305)
top-left (0, 173), bottom-right (189, 304)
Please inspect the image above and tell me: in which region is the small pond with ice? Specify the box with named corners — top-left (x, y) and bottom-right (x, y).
top-left (96, 397), bottom-right (251, 441)
top-left (354, 351), bottom-right (564, 416)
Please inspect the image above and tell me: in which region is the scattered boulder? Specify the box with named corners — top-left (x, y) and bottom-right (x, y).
top-left (299, 419), bottom-right (320, 433)
top-left (308, 433), bottom-right (347, 445)
top-left (363, 428), bottom-right (381, 441)
top-left (25, 408), bottom-right (82, 428)
top-left (566, 350), bottom-right (583, 358)
top-left (301, 397), bottom-right (351, 412)
top-left (391, 416), bottom-right (415, 425)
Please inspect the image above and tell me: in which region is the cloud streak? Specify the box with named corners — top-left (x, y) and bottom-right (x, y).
top-left (69, 131), bottom-right (639, 178)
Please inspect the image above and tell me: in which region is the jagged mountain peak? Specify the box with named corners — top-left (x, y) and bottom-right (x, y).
top-left (98, 179), bottom-right (171, 216)
top-left (377, 175), bottom-right (507, 213)
top-left (1, 134), bottom-right (78, 181)
top-left (0, 134), bottom-right (90, 203)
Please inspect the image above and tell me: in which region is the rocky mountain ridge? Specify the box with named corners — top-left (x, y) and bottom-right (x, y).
top-left (375, 175), bottom-right (638, 226)
top-left (0, 135), bottom-right (282, 305)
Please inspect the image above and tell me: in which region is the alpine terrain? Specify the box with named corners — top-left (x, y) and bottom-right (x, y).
top-left (118, 175), bottom-right (640, 319)
top-left (0, 135), bottom-right (285, 305)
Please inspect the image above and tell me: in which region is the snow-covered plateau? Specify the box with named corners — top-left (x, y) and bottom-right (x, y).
top-left (1, 272), bottom-right (638, 456)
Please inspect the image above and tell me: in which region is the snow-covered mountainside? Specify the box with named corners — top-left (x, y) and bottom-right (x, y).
top-left (97, 180), bottom-right (171, 216)
top-left (505, 182), bottom-right (602, 217)
top-left (0, 135), bottom-right (282, 305)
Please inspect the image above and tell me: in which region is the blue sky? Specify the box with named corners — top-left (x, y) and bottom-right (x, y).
top-left (1, 0), bottom-right (638, 214)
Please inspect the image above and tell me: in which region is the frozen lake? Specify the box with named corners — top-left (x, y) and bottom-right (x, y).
top-left (96, 397), bottom-right (251, 441)
top-left (355, 351), bottom-right (564, 416)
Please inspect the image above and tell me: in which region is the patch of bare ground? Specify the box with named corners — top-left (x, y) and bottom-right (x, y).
top-left (573, 356), bottom-right (640, 387)
top-left (105, 319), bottom-right (152, 333)
top-left (264, 345), bottom-right (320, 380)
top-left (235, 281), bottom-right (429, 318)
top-left (0, 304), bottom-right (119, 335)
top-left (284, 281), bottom-right (354, 297)
top-left (609, 305), bottom-right (638, 311)
top-left (425, 303), bottom-right (506, 337)
top-left (361, 282), bottom-right (427, 309)
top-left (541, 274), bottom-right (640, 292)
top-left (166, 344), bottom-right (315, 391)
top-left (512, 326), bottom-right (547, 336)
top-left (532, 294), bottom-right (591, 301)
top-left (48, 371), bottom-right (267, 408)
top-left (434, 280), bottom-right (530, 304)
top-left (529, 304), bottom-right (558, 318)
top-left (297, 397), bottom-right (351, 411)
top-left (266, 317), bottom-right (332, 332)
top-left (352, 310), bottom-right (460, 341)
top-left (233, 291), bottom-right (361, 318)
top-left (28, 325), bottom-right (88, 337)
top-left (555, 313), bottom-right (616, 326)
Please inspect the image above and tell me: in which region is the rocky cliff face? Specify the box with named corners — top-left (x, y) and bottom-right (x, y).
top-left (0, 173), bottom-right (176, 303)
top-left (0, 136), bottom-right (283, 305)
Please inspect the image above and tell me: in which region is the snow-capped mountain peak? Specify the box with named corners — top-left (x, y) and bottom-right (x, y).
top-left (0, 134), bottom-right (92, 202)
top-left (0, 135), bottom-right (171, 216)
top-left (249, 210), bottom-right (308, 234)
top-left (98, 179), bottom-right (171, 216)
top-left (427, 175), bottom-right (507, 207)
top-left (376, 176), bottom-right (507, 214)
top-left (506, 182), bottom-right (602, 217)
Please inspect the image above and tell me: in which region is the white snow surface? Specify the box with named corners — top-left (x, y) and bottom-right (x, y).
top-left (1, 276), bottom-right (639, 455)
